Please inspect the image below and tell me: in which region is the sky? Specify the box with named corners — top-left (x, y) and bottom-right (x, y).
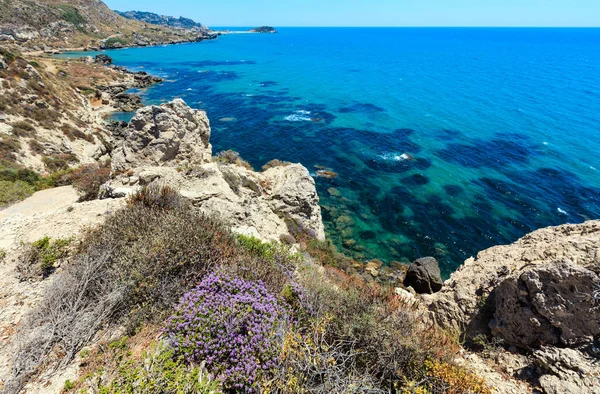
top-left (103, 0), bottom-right (600, 27)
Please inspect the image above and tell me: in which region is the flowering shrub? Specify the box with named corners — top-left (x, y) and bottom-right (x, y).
top-left (165, 273), bottom-right (288, 391)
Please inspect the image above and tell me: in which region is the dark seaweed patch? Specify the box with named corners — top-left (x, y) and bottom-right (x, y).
top-left (438, 129), bottom-right (462, 140)
top-left (401, 174), bottom-right (430, 186)
top-left (437, 137), bottom-right (534, 168)
top-left (443, 184), bottom-right (464, 197)
top-left (359, 230), bottom-right (377, 240)
top-left (414, 158), bottom-right (432, 170)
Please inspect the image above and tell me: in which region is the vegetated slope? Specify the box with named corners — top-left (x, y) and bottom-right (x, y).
top-left (116, 10), bottom-right (208, 31)
top-left (0, 0), bottom-right (211, 50)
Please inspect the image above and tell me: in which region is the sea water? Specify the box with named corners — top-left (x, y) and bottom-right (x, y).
top-left (71, 28), bottom-right (600, 276)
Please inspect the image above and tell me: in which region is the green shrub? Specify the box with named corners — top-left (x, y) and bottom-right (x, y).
top-left (0, 248), bottom-right (7, 263)
top-left (56, 5), bottom-right (87, 31)
top-left (17, 236), bottom-right (71, 279)
top-left (103, 37), bottom-right (129, 48)
top-left (127, 184), bottom-right (184, 211)
top-left (87, 341), bottom-right (221, 394)
top-left (236, 234), bottom-right (277, 261)
top-left (0, 48), bottom-right (16, 64)
top-left (63, 379), bottom-right (74, 391)
top-left (214, 150), bottom-right (253, 170)
top-left (0, 135), bottom-right (21, 162)
top-left (0, 180), bottom-right (35, 206)
top-left (11, 121), bottom-right (35, 137)
top-left (61, 124), bottom-right (95, 143)
top-left (42, 153), bottom-right (79, 172)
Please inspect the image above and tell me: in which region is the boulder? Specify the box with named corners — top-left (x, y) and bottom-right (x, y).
top-left (424, 221), bottom-right (600, 345)
top-left (111, 99), bottom-right (212, 171)
top-left (404, 257), bottom-right (443, 294)
top-left (95, 54), bottom-right (113, 65)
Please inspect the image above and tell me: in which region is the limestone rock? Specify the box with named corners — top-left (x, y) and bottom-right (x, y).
top-left (104, 99), bottom-right (325, 243)
top-left (424, 221), bottom-right (600, 342)
top-left (491, 260), bottom-right (600, 348)
top-left (533, 347), bottom-right (600, 394)
top-left (404, 257), bottom-right (443, 294)
top-left (111, 99), bottom-right (212, 171)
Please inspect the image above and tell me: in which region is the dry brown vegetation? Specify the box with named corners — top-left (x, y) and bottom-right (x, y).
top-left (4, 186), bottom-right (490, 393)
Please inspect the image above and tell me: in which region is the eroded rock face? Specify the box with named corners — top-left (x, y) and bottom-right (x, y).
top-left (103, 99), bottom-right (325, 242)
top-left (111, 99), bottom-right (212, 171)
top-left (424, 221), bottom-right (600, 344)
top-left (491, 260), bottom-right (599, 348)
top-left (533, 347), bottom-right (600, 394)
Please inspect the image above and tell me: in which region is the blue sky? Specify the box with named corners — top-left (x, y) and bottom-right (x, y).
top-left (104, 0), bottom-right (600, 27)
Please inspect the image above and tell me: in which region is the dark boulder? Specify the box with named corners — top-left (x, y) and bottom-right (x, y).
top-left (404, 257), bottom-right (443, 294)
top-left (95, 54), bottom-right (113, 65)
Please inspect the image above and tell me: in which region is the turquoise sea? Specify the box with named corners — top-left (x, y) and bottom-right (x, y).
top-left (74, 28), bottom-right (600, 276)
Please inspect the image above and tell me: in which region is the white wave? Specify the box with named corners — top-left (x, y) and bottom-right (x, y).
top-left (543, 141), bottom-right (549, 145)
top-left (557, 208), bottom-right (568, 215)
top-left (186, 88), bottom-right (193, 91)
top-left (591, 166), bottom-right (596, 170)
top-left (285, 114), bottom-right (312, 122)
top-left (378, 153), bottom-right (412, 162)
top-left (285, 110), bottom-right (312, 122)
top-left (243, 94), bottom-right (255, 97)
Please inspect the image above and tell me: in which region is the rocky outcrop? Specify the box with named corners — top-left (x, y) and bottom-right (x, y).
top-left (424, 221), bottom-right (600, 342)
top-left (403, 257), bottom-right (443, 294)
top-left (533, 347), bottom-right (600, 394)
top-left (111, 99), bottom-right (212, 170)
top-left (103, 99), bottom-right (325, 243)
top-left (0, 0), bottom-right (214, 52)
top-left (250, 26), bottom-right (277, 33)
top-left (424, 221), bottom-right (600, 393)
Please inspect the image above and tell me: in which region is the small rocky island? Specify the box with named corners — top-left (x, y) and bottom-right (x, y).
top-left (250, 26), bottom-right (277, 33)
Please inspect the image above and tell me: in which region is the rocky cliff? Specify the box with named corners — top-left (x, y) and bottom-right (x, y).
top-left (102, 99), bottom-right (326, 243)
top-left (0, 0), bottom-right (211, 51)
top-left (116, 10), bottom-right (208, 31)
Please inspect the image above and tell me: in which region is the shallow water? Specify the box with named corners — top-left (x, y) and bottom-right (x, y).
top-left (68, 28), bottom-right (600, 276)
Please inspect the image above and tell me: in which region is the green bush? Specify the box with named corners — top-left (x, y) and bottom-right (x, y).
top-left (56, 5), bottom-right (87, 31)
top-left (103, 37), bottom-right (129, 48)
top-left (84, 341), bottom-right (221, 394)
top-left (0, 180), bottom-right (35, 207)
top-left (0, 48), bottom-right (16, 64)
top-left (17, 236), bottom-right (71, 278)
top-left (0, 248), bottom-right (7, 263)
top-left (42, 153), bottom-right (79, 172)
top-left (11, 121), bottom-right (35, 137)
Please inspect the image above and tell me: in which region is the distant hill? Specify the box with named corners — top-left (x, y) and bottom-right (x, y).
top-left (116, 10), bottom-right (208, 31)
top-left (0, 0), bottom-right (212, 51)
